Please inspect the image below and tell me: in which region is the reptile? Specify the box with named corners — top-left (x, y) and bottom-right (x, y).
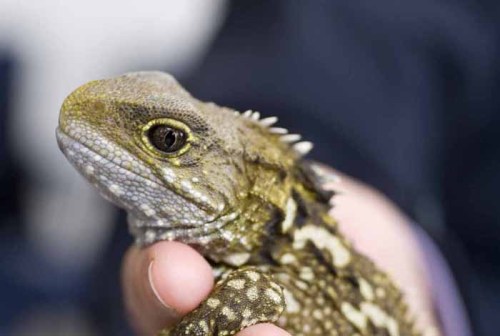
top-left (56, 72), bottom-right (421, 336)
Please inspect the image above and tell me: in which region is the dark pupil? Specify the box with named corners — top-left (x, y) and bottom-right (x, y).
top-left (149, 125), bottom-right (186, 153)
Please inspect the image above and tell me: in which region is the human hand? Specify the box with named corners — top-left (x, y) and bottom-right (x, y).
top-left (122, 240), bottom-right (290, 336)
top-left (121, 170), bottom-right (439, 335)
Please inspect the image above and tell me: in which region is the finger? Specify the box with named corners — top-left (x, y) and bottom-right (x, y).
top-left (236, 323), bottom-right (292, 336)
top-left (122, 241), bottom-right (214, 335)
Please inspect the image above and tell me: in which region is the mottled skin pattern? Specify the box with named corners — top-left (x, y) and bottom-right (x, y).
top-left (56, 72), bottom-right (420, 336)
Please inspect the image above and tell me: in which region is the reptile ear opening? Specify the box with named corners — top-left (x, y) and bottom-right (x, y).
top-left (140, 118), bottom-right (193, 158)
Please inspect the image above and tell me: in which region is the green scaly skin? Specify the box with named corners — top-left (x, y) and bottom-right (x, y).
top-left (56, 72), bottom-right (421, 336)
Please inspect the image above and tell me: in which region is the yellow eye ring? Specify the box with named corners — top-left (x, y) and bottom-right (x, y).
top-left (139, 118), bottom-right (193, 158)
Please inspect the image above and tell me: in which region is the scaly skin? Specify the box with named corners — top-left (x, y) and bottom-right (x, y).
top-left (56, 72), bottom-right (420, 336)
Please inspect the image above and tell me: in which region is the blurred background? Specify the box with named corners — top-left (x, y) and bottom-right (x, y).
top-left (0, 0), bottom-right (498, 335)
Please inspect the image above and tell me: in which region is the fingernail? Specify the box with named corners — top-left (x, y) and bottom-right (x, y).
top-left (148, 260), bottom-right (173, 310)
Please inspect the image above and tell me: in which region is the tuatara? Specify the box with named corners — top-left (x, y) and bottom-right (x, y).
top-left (56, 72), bottom-right (420, 336)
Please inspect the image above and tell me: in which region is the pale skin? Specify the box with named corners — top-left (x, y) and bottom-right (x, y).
top-left (122, 170), bottom-right (440, 336)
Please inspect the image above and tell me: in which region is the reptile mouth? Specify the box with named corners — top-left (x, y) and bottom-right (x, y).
top-left (56, 127), bottom-right (165, 189)
top-left (57, 127), bottom-right (205, 210)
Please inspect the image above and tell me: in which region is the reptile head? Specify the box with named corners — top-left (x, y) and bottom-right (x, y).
top-left (57, 72), bottom-right (310, 245)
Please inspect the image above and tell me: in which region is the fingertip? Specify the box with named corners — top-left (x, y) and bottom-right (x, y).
top-left (149, 241), bottom-right (214, 314)
top-left (122, 241), bottom-right (214, 334)
top-left (237, 323), bottom-right (292, 336)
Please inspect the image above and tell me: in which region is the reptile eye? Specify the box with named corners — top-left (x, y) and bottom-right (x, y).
top-left (140, 118), bottom-right (192, 157)
top-left (148, 125), bottom-right (187, 154)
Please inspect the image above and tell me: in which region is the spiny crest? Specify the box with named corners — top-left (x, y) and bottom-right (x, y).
top-left (234, 109), bottom-right (313, 156)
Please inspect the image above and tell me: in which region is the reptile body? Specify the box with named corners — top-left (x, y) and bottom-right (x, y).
top-left (56, 72), bottom-right (420, 336)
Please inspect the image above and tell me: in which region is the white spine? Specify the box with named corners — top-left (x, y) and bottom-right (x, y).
top-left (280, 134), bottom-right (302, 143)
top-left (250, 111), bottom-right (261, 120)
top-left (259, 116), bottom-right (278, 127)
top-left (293, 141), bottom-right (313, 155)
top-left (269, 127), bottom-right (288, 134)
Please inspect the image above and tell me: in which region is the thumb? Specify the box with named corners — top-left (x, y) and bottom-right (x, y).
top-left (121, 241), bottom-right (214, 335)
